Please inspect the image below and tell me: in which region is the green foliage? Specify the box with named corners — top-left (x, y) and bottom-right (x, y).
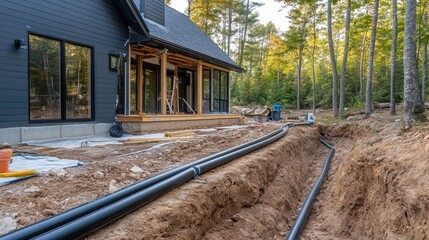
top-left (188, 0), bottom-right (429, 112)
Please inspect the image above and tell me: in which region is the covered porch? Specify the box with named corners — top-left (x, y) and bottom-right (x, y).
top-left (127, 45), bottom-right (231, 115)
top-left (117, 45), bottom-right (243, 133)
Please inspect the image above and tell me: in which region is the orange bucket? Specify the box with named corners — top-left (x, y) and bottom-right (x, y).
top-left (0, 148), bottom-right (12, 173)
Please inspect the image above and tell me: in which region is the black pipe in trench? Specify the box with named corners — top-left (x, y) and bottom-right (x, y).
top-left (31, 126), bottom-right (291, 240)
top-left (286, 140), bottom-right (335, 240)
top-left (0, 126), bottom-right (286, 240)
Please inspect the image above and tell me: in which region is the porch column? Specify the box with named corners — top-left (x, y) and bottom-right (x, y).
top-left (160, 52), bottom-right (167, 114)
top-left (197, 61), bottom-right (203, 114)
top-left (137, 56), bottom-right (143, 114)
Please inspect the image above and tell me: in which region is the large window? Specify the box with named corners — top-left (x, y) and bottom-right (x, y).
top-left (212, 70), bottom-right (228, 112)
top-left (29, 34), bottom-right (93, 121)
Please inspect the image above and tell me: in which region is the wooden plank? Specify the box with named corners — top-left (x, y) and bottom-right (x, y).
top-left (164, 129), bottom-right (195, 137)
top-left (160, 52), bottom-right (167, 114)
top-left (202, 62), bottom-right (231, 73)
top-left (122, 137), bottom-right (195, 144)
top-left (116, 114), bottom-right (242, 123)
top-left (197, 61), bottom-right (203, 114)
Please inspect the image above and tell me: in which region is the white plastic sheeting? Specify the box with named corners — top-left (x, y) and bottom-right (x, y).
top-left (0, 156), bottom-right (82, 185)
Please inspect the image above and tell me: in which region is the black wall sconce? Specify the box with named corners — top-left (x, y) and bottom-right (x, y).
top-left (15, 39), bottom-right (27, 49)
top-left (109, 54), bottom-right (119, 71)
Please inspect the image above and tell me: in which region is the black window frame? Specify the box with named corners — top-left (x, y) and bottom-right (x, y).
top-left (28, 32), bottom-right (95, 123)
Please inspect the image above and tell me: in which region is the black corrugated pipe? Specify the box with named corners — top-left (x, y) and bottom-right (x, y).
top-left (286, 140), bottom-right (335, 240)
top-left (30, 126), bottom-right (291, 240)
top-left (0, 126), bottom-right (285, 240)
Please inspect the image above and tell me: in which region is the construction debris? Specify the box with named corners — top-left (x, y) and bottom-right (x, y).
top-left (164, 129), bottom-right (196, 137)
top-left (122, 137), bottom-right (196, 144)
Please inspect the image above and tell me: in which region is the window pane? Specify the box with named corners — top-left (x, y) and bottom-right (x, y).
top-left (29, 35), bottom-right (61, 120)
top-left (65, 43), bottom-right (91, 119)
top-left (143, 68), bottom-right (158, 113)
top-left (203, 70), bottom-right (210, 100)
top-left (213, 70), bottom-right (220, 100)
top-left (130, 55), bottom-right (137, 114)
top-left (221, 71), bottom-right (228, 100)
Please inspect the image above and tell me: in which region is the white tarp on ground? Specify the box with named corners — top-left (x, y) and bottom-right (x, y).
top-left (0, 156), bottom-right (82, 186)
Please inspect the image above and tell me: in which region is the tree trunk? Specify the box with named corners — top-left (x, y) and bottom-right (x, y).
top-left (297, 49), bottom-right (303, 111)
top-left (203, 0), bottom-right (209, 34)
top-left (422, 14), bottom-right (427, 102)
top-left (358, 6), bottom-right (368, 98)
top-left (365, 0), bottom-right (379, 118)
top-left (390, 0), bottom-right (398, 115)
top-left (227, 0), bottom-right (233, 56)
top-left (404, 0), bottom-right (426, 122)
top-left (238, 0), bottom-right (250, 66)
top-left (327, 0), bottom-right (338, 117)
top-left (339, 0), bottom-right (351, 113)
top-left (312, 5), bottom-right (317, 114)
top-left (187, 0), bottom-right (192, 17)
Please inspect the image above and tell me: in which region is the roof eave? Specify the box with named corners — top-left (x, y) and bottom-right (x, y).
top-left (111, 0), bottom-right (150, 36)
top-left (148, 37), bottom-right (244, 72)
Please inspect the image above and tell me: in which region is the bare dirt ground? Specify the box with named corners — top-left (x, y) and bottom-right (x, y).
top-left (301, 109), bottom-right (429, 240)
top-left (1, 108), bottom-right (429, 239)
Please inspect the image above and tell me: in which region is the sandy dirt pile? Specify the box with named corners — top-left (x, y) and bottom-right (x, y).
top-left (89, 126), bottom-right (325, 240)
top-left (304, 119), bottom-right (429, 239)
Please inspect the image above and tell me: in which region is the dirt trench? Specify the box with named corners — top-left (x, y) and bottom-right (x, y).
top-left (303, 122), bottom-right (429, 240)
top-left (88, 127), bottom-right (327, 239)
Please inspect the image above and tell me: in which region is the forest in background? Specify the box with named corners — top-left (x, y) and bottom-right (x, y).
top-left (167, 0), bottom-right (428, 117)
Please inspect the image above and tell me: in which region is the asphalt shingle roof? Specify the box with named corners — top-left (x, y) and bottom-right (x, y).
top-left (143, 6), bottom-right (241, 71)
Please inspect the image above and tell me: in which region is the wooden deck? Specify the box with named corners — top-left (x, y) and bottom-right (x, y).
top-left (116, 114), bottom-right (244, 134)
top-left (116, 114), bottom-right (242, 123)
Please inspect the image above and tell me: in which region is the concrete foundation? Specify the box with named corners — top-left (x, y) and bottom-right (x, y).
top-left (0, 123), bottom-right (112, 144)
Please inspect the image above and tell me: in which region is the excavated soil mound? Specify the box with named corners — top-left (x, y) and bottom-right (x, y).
top-left (89, 127), bottom-right (326, 239)
top-left (304, 123), bottom-right (429, 239)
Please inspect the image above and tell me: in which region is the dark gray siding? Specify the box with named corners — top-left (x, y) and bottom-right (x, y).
top-left (142, 0), bottom-right (164, 26)
top-left (0, 0), bottom-right (128, 128)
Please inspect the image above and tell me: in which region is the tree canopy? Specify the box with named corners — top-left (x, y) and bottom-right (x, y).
top-left (168, 0), bottom-right (428, 119)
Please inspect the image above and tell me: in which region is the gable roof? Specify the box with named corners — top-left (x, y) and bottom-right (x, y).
top-left (111, 0), bottom-right (149, 36)
top-left (142, 6), bottom-right (242, 72)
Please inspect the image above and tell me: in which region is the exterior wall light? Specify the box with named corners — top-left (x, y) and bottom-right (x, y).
top-left (15, 39), bottom-right (27, 49)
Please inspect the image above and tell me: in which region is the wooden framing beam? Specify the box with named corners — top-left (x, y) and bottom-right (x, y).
top-left (197, 61), bottom-right (203, 114)
top-left (202, 62), bottom-right (231, 73)
top-left (160, 52), bottom-right (167, 114)
top-left (137, 55), bottom-right (143, 114)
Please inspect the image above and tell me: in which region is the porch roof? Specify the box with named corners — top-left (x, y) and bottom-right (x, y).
top-left (141, 6), bottom-right (242, 72)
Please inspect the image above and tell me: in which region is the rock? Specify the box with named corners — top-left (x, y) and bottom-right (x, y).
top-left (43, 209), bottom-right (56, 216)
top-left (48, 168), bottom-right (67, 177)
top-left (0, 217), bottom-right (17, 235)
top-left (24, 186), bottom-right (41, 193)
top-left (16, 217), bottom-right (31, 225)
top-left (130, 166), bottom-right (144, 173)
top-left (93, 171), bottom-right (104, 179)
top-left (108, 180), bottom-right (119, 193)
top-left (129, 173), bottom-right (140, 180)
top-left (375, 156), bottom-right (386, 163)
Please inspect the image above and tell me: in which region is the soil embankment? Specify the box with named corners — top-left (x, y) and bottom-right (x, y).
top-left (304, 120), bottom-right (429, 239)
top-left (89, 127), bottom-right (326, 239)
